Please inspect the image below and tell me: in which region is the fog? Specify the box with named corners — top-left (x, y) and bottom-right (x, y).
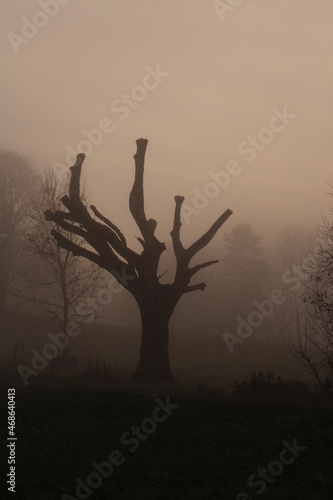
top-left (1, 0), bottom-right (333, 388)
top-left (2, 6), bottom-right (333, 497)
top-left (2, 0), bottom-right (333, 240)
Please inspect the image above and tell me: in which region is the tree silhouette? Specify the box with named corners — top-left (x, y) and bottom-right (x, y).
top-left (45, 139), bottom-right (232, 383)
top-left (0, 150), bottom-right (38, 315)
top-left (15, 165), bottom-right (101, 358)
top-left (223, 223), bottom-right (267, 301)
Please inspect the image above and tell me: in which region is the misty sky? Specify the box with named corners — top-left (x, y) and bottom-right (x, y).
top-left (1, 0), bottom-right (333, 251)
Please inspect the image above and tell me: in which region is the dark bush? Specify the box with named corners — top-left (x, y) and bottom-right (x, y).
top-left (232, 370), bottom-right (311, 400)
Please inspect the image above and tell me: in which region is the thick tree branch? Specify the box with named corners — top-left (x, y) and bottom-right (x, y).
top-left (69, 153), bottom-right (86, 209)
top-left (55, 210), bottom-right (77, 222)
top-left (47, 154), bottom-right (140, 286)
top-left (92, 220), bottom-right (140, 267)
top-left (51, 230), bottom-right (103, 267)
top-left (90, 204), bottom-right (127, 245)
top-left (171, 201), bottom-right (231, 291)
top-left (135, 236), bottom-right (146, 248)
top-left (183, 283), bottom-right (206, 293)
top-left (129, 138), bottom-right (150, 239)
top-left (60, 195), bottom-right (91, 225)
top-left (128, 138), bottom-right (166, 279)
top-left (187, 209), bottom-right (233, 260)
top-left (47, 210), bottom-right (132, 277)
top-left (170, 195), bottom-right (185, 259)
top-left (129, 139), bottom-right (164, 248)
top-left (45, 209), bottom-right (88, 239)
top-left (50, 229), bottom-right (135, 290)
top-left (188, 260), bottom-right (219, 277)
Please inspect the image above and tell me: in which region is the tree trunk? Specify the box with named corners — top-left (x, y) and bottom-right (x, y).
top-left (133, 304), bottom-right (174, 384)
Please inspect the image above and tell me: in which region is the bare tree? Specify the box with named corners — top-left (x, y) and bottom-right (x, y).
top-left (0, 150), bottom-right (38, 315)
top-left (275, 292), bottom-right (327, 389)
top-left (272, 224), bottom-right (333, 389)
top-left (222, 223), bottom-right (267, 316)
top-left (302, 215), bottom-right (333, 387)
top-left (45, 139), bottom-right (232, 382)
top-left (268, 226), bottom-right (315, 343)
top-left (14, 165), bottom-right (102, 357)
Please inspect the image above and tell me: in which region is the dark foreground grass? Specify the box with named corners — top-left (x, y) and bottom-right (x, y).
top-left (1, 383), bottom-right (333, 500)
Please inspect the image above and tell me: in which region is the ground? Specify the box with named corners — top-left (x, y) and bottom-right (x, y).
top-left (0, 381), bottom-right (332, 499)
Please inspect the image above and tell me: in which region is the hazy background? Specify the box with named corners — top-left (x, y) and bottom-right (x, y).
top-left (1, 0), bottom-right (333, 250)
top-left (1, 0), bottom-right (333, 389)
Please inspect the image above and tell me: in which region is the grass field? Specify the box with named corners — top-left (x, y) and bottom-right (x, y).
top-left (1, 381), bottom-right (333, 500)
top-left (1, 312), bottom-right (332, 499)
top-left (0, 310), bottom-right (313, 392)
